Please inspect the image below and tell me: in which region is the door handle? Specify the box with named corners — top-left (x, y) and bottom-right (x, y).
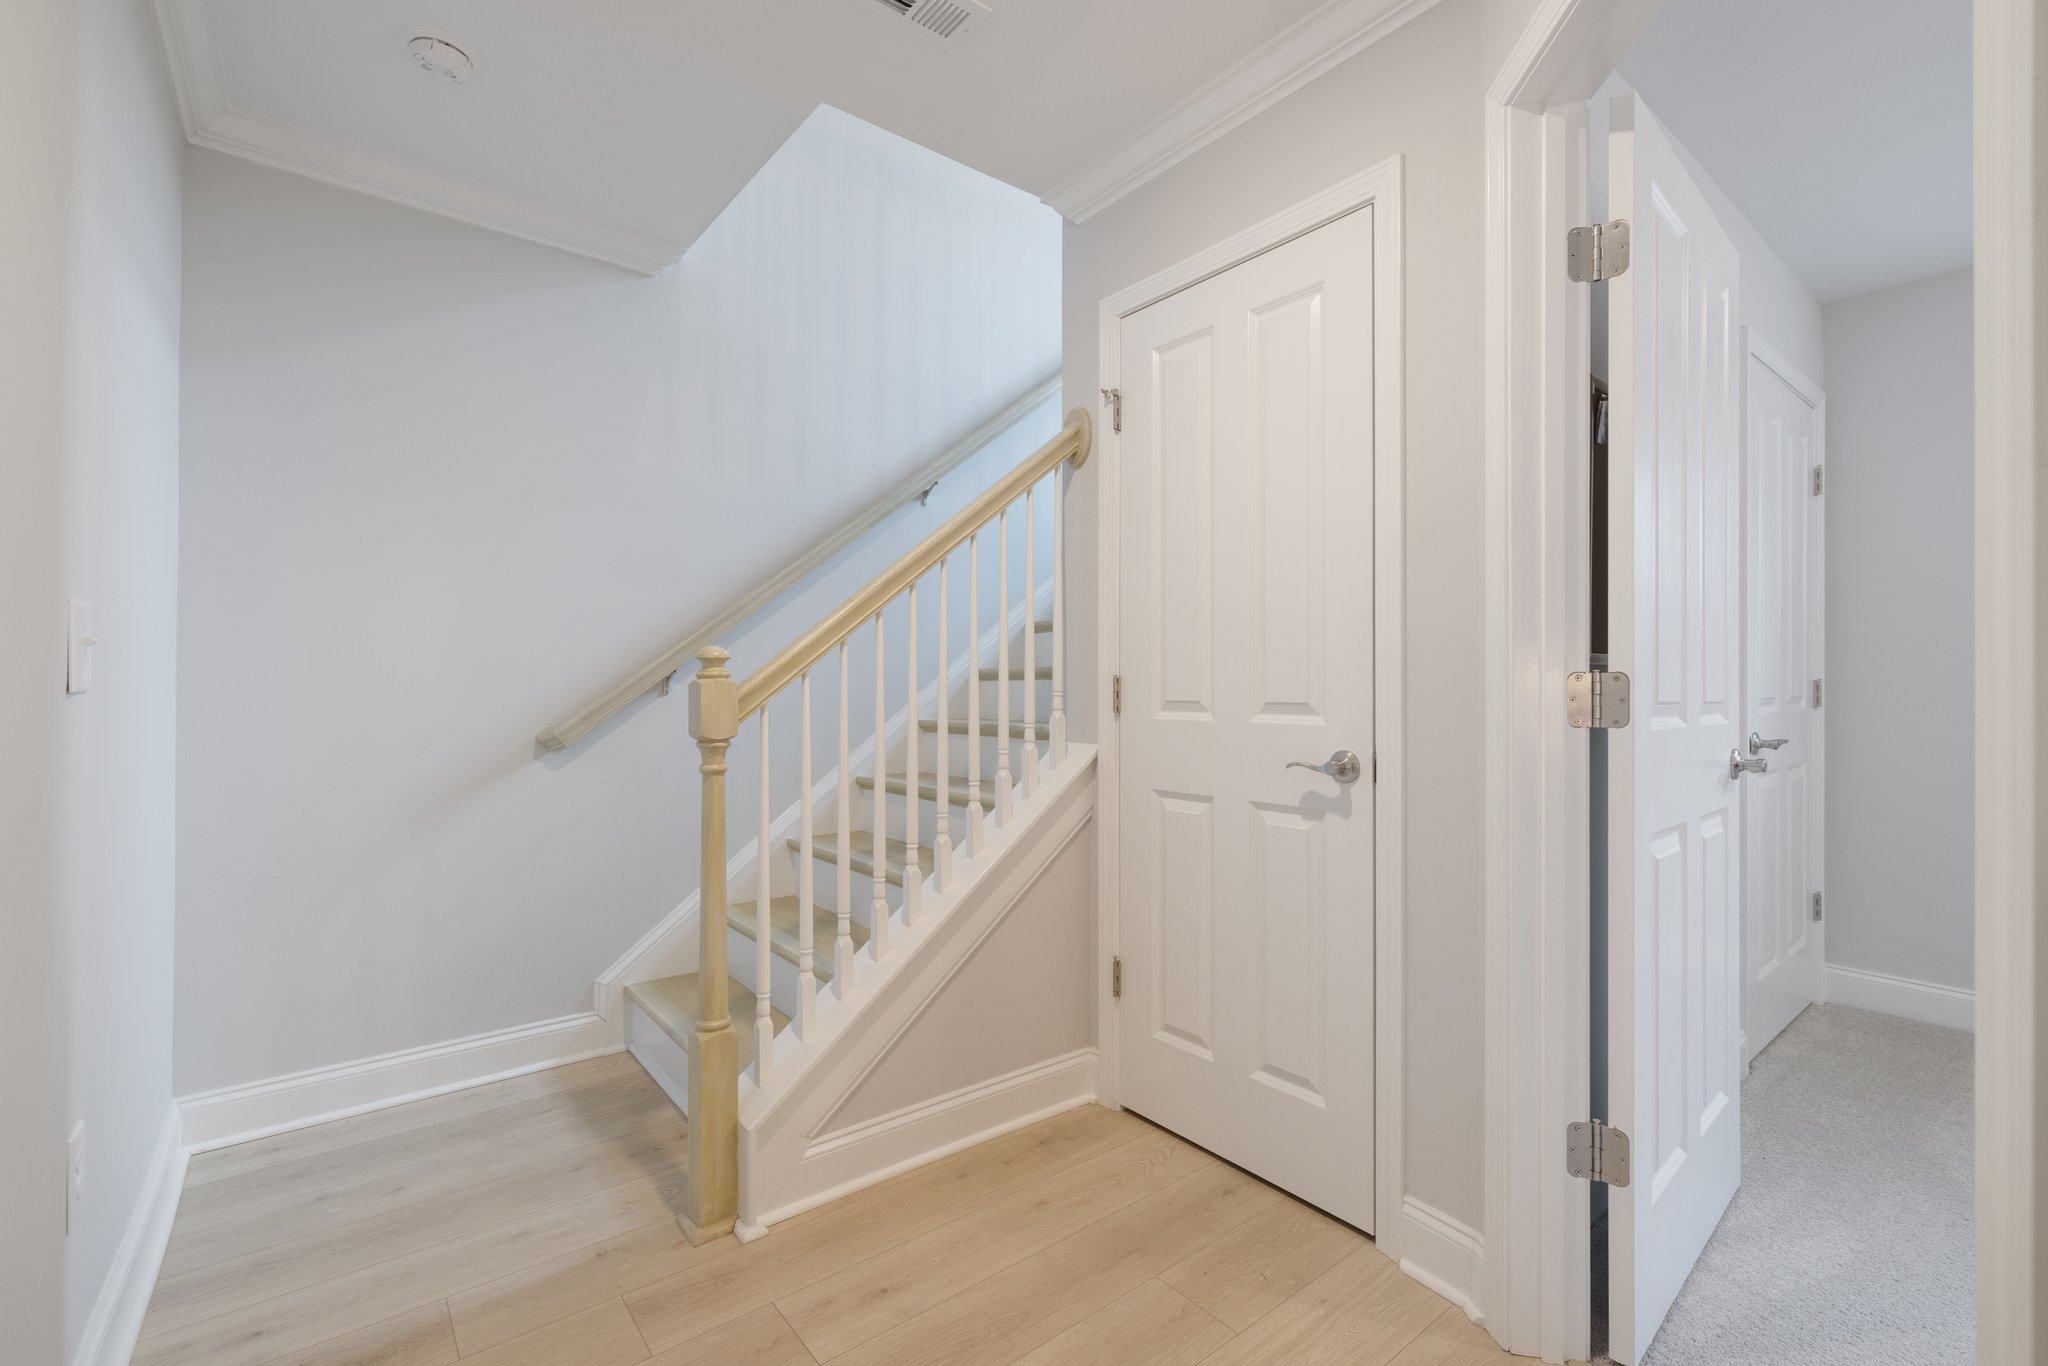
top-left (1749, 733), bottom-right (1789, 755)
top-left (1729, 749), bottom-right (1769, 779)
top-left (1287, 750), bottom-right (1363, 785)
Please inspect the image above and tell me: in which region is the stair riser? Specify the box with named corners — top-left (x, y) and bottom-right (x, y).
top-left (856, 787), bottom-right (989, 840)
top-left (625, 998), bottom-right (694, 1119)
top-left (725, 925), bottom-right (821, 1019)
top-left (928, 733), bottom-right (1047, 780)
top-left (776, 855), bottom-right (917, 920)
top-left (971, 677), bottom-right (1054, 718)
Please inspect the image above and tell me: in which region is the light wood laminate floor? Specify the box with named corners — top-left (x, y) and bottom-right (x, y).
top-left (137, 1053), bottom-right (1515, 1366)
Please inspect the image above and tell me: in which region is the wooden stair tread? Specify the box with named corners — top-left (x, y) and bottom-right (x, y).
top-left (1033, 619), bottom-right (1052, 632)
top-left (726, 896), bottom-right (868, 982)
top-left (977, 665), bottom-right (1054, 681)
top-left (920, 718), bottom-right (1050, 741)
top-left (797, 830), bottom-right (936, 884)
top-left (626, 972), bottom-right (787, 1071)
top-left (854, 771), bottom-right (997, 808)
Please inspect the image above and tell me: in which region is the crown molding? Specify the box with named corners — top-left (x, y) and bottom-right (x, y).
top-left (150, 0), bottom-right (682, 274)
top-left (1041, 0), bottom-right (1444, 223)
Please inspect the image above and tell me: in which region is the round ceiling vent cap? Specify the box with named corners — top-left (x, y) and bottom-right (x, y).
top-left (408, 31), bottom-right (474, 84)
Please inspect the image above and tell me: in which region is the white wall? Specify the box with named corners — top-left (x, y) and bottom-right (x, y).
top-left (0, 1), bottom-right (184, 1361)
top-left (1823, 269), bottom-right (1975, 992)
top-left (175, 105), bottom-right (1062, 1095)
top-left (1064, 0), bottom-right (1489, 1231)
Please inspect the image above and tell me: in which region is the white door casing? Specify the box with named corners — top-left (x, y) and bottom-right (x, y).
top-left (1742, 337), bottom-right (1825, 1060)
top-left (1605, 90), bottom-right (1745, 1365)
top-left (1114, 205), bottom-right (1378, 1232)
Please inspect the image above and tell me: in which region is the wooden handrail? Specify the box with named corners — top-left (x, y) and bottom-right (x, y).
top-left (734, 408), bottom-right (1091, 719)
top-left (535, 373), bottom-right (1062, 752)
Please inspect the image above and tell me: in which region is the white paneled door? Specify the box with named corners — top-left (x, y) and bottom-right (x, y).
top-left (1743, 342), bottom-right (1825, 1059)
top-left (1606, 92), bottom-right (1744, 1364)
top-left (1115, 207), bottom-right (1376, 1232)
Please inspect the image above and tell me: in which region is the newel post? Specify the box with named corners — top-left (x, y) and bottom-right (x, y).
top-left (684, 646), bottom-right (740, 1243)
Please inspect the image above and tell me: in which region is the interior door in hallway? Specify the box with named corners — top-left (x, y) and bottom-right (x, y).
top-left (1743, 341), bottom-right (1825, 1060)
top-left (1115, 207), bottom-right (1376, 1232)
top-left (1605, 90), bottom-right (1744, 1365)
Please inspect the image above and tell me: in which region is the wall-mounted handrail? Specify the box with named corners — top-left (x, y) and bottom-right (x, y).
top-left (734, 409), bottom-right (1090, 718)
top-left (535, 373), bottom-right (1062, 752)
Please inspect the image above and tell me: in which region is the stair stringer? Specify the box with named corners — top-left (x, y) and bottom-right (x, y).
top-left (735, 747), bottom-right (1097, 1237)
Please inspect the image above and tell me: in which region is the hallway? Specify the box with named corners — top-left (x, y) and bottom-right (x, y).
top-left (1643, 1004), bottom-right (1974, 1364)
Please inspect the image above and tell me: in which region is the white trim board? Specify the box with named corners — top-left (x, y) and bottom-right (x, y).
top-left (69, 1107), bottom-right (186, 1366)
top-left (149, 0), bottom-right (683, 273)
top-left (1091, 155), bottom-right (1413, 1286)
top-left (1823, 965), bottom-right (1976, 1033)
top-left (1397, 1197), bottom-right (1486, 1326)
top-left (1044, 0), bottom-right (1441, 222)
top-left (761, 1049), bottom-right (1099, 1226)
top-left (178, 1012), bottom-right (607, 1152)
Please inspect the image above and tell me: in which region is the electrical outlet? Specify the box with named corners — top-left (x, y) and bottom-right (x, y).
top-left (67, 1122), bottom-right (85, 1234)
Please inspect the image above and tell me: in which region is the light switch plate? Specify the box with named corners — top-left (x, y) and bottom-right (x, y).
top-left (67, 599), bottom-right (95, 694)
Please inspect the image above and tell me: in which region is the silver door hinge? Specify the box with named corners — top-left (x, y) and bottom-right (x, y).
top-left (1101, 387), bottom-right (1122, 433)
top-left (1812, 465), bottom-right (1824, 496)
top-left (1812, 677), bottom-right (1824, 709)
top-left (1112, 956), bottom-right (1122, 999)
top-left (1812, 891), bottom-right (1823, 923)
top-left (1566, 1120), bottom-right (1632, 1187)
top-left (1567, 670), bottom-right (1631, 729)
top-left (1566, 220), bottom-right (1631, 282)
top-left (1112, 674), bottom-right (1122, 718)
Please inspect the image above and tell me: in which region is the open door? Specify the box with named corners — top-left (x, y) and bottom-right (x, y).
top-left (1604, 90), bottom-right (1745, 1364)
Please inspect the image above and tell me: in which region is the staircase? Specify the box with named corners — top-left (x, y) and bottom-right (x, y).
top-left (619, 410), bottom-right (1093, 1243)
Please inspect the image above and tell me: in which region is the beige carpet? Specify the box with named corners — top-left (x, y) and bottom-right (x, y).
top-left (1638, 1003), bottom-right (1974, 1365)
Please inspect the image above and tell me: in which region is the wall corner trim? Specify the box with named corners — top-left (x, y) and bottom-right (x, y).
top-left (177, 1012), bottom-right (608, 1153)
top-left (1041, 0), bottom-right (1442, 223)
top-left (70, 1106), bottom-right (187, 1366)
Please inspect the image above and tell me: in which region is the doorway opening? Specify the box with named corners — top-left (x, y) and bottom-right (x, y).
top-left (1583, 1), bottom-right (1975, 1360)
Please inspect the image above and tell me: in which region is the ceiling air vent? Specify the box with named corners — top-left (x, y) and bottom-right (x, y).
top-left (871, 0), bottom-right (991, 42)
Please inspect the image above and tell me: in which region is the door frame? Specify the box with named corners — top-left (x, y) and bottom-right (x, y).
top-left (1486, 0), bottom-right (2044, 1361)
top-left (1090, 157), bottom-right (1411, 1270)
top-left (1740, 327), bottom-right (1828, 1067)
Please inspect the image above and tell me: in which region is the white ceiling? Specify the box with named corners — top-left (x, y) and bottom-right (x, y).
top-left (1619, 0), bottom-right (1972, 303)
top-left (153, 0), bottom-right (1436, 272)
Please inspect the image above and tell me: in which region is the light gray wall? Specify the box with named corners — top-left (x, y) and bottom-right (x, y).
top-left (824, 821), bottom-right (1095, 1130)
top-left (175, 106), bottom-right (1062, 1095)
top-left (0, 0), bottom-right (183, 1355)
top-left (1590, 73), bottom-right (1825, 385)
top-left (1823, 269), bottom-right (1975, 991)
top-left (1063, 0), bottom-right (1489, 1228)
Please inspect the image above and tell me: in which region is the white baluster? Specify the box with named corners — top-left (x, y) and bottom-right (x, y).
top-left (755, 711), bottom-right (774, 1084)
top-left (935, 555), bottom-right (952, 890)
top-left (1023, 487), bottom-right (1039, 797)
top-left (871, 613), bottom-right (889, 961)
top-left (996, 506), bottom-right (1014, 825)
top-left (967, 530), bottom-right (984, 857)
top-left (904, 582), bottom-right (921, 926)
top-left (835, 642), bottom-right (854, 994)
top-left (797, 670), bottom-right (817, 1033)
top-left (1051, 465), bottom-right (1067, 767)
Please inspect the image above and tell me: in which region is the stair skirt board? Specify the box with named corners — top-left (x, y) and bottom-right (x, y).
top-left (756, 1049), bottom-right (1099, 1229)
top-left (590, 576), bottom-right (1057, 1046)
top-left (738, 756), bottom-right (1098, 1233)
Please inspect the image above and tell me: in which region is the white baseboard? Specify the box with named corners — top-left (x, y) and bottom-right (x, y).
top-left (71, 1105), bottom-right (186, 1366)
top-left (1825, 964), bottom-right (1975, 1032)
top-left (758, 1048), bottom-right (1099, 1227)
top-left (1395, 1195), bottom-right (1484, 1324)
top-left (178, 1012), bottom-right (608, 1152)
